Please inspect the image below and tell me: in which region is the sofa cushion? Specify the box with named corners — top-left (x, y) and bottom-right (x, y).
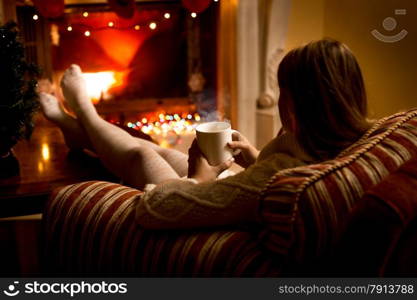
top-left (385, 217), bottom-right (417, 276)
top-left (327, 159), bottom-right (417, 276)
top-left (259, 109), bottom-right (417, 271)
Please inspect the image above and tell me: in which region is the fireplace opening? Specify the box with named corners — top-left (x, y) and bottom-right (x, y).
top-left (18, 1), bottom-right (220, 148)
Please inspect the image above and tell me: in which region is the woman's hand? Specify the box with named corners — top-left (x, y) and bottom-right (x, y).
top-left (228, 131), bottom-right (259, 169)
top-left (188, 139), bottom-right (234, 183)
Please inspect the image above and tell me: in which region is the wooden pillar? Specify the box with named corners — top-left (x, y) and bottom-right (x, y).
top-left (0, 0), bottom-right (3, 23)
top-left (0, 0), bottom-right (16, 23)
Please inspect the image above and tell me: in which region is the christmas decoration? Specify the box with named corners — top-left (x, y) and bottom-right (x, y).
top-left (181, 0), bottom-right (212, 13)
top-left (121, 112), bottom-right (201, 148)
top-left (33, 0), bottom-right (65, 19)
top-left (60, 11), bottom-right (175, 36)
top-left (0, 22), bottom-right (39, 158)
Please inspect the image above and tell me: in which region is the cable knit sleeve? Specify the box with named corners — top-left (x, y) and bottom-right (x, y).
top-left (136, 153), bottom-right (306, 229)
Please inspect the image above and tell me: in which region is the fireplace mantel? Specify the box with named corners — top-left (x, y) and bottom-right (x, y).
top-left (65, 0), bottom-right (176, 4)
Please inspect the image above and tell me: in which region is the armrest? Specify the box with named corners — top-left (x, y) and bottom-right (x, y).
top-left (42, 181), bottom-right (142, 275)
top-left (42, 181), bottom-right (277, 276)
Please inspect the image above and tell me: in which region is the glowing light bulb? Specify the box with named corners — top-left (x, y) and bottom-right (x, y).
top-left (84, 30), bottom-right (91, 37)
top-left (41, 143), bottom-right (50, 161)
top-left (164, 13), bottom-right (171, 19)
top-left (83, 12), bottom-right (89, 17)
top-left (149, 22), bottom-right (157, 30)
top-left (214, 0), bottom-right (219, 2)
top-left (67, 26), bottom-right (73, 31)
top-left (33, 14), bottom-right (39, 20)
top-left (191, 12), bottom-right (197, 18)
top-left (134, 25), bottom-right (140, 30)
top-left (108, 21), bottom-right (114, 27)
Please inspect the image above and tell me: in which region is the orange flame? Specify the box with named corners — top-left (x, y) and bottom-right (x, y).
top-left (82, 71), bottom-right (123, 103)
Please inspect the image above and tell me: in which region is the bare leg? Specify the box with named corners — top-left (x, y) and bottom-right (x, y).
top-left (39, 92), bottom-right (188, 177)
top-left (39, 92), bottom-right (92, 150)
top-left (146, 143), bottom-right (188, 177)
top-left (59, 65), bottom-right (186, 189)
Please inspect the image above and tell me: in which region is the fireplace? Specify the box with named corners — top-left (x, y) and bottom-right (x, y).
top-left (19, 1), bottom-right (220, 148)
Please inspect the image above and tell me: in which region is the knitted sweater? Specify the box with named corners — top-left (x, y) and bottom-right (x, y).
top-left (136, 132), bottom-right (314, 229)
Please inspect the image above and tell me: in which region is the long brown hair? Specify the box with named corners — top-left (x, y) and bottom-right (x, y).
top-left (278, 39), bottom-right (371, 161)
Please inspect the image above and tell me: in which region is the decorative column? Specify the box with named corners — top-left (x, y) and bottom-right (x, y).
top-left (236, 0), bottom-right (260, 144)
top-left (217, 0), bottom-right (238, 128)
top-left (217, 0), bottom-right (291, 146)
top-left (256, 0), bottom-right (291, 148)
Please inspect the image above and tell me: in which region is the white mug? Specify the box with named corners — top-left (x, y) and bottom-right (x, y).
top-left (195, 121), bottom-right (238, 166)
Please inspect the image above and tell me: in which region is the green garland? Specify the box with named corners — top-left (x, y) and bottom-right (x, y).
top-left (0, 22), bottom-right (39, 155)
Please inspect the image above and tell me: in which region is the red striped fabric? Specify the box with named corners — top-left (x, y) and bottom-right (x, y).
top-left (43, 109), bottom-right (417, 276)
top-left (43, 181), bottom-right (279, 276)
top-left (260, 109), bottom-right (417, 270)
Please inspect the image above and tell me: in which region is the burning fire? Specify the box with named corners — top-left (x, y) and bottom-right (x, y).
top-left (82, 71), bottom-right (123, 103)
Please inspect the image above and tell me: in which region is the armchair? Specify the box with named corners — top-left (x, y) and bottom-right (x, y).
top-left (42, 109), bottom-right (417, 276)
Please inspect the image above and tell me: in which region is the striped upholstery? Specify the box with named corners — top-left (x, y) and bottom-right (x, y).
top-left (260, 109), bottom-right (417, 273)
top-left (43, 109), bottom-right (417, 276)
top-left (43, 181), bottom-right (279, 276)
top-left (329, 159), bottom-right (417, 276)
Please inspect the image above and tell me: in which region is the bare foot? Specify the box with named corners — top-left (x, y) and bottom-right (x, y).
top-left (39, 92), bottom-right (91, 150)
top-left (60, 64), bottom-right (95, 117)
top-left (39, 92), bottom-right (68, 123)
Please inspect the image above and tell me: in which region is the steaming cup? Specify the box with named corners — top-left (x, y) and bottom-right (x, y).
top-left (195, 121), bottom-right (240, 166)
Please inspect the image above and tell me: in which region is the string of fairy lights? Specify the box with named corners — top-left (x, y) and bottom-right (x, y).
top-left (29, 0), bottom-right (221, 147)
top-left (31, 0), bottom-right (220, 38)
